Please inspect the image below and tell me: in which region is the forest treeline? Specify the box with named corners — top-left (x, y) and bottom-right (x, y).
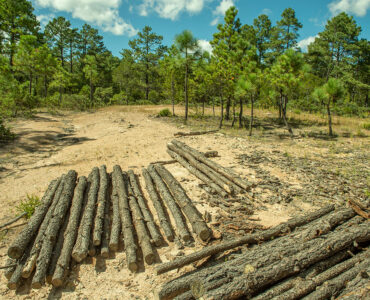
top-left (0, 0), bottom-right (369, 138)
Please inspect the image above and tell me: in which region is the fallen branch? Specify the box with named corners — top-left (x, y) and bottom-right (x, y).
top-left (152, 151), bottom-right (219, 165)
top-left (348, 199), bottom-right (370, 219)
top-left (0, 212), bottom-right (27, 230)
top-left (0, 264), bottom-right (17, 270)
top-left (174, 130), bottom-right (218, 137)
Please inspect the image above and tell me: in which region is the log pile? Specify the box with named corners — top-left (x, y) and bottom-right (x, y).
top-left (155, 205), bottom-right (370, 300)
top-left (3, 162), bottom-right (209, 290)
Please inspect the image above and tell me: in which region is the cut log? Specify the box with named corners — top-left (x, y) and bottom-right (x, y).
top-left (154, 164), bottom-right (210, 241)
top-left (303, 258), bottom-right (370, 300)
top-left (167, 149), bottom-right (228, 197)
top-left (8, 178), bottom-right (61, 259)
top-left (148, 165), bottom-right (191, 243)
top-left (3, 258), bottom-right (16, 280)
top-left (168, 143), bottom-right (239, 195)
top-left (0, 212), bottom-right (27, 230)
top-left (112, 166), bottom-right (137, 272)
top-left (276, 249), bottom-right (370, 300)
top-left (32, 170), bottom-right (77, 289)
top-left (174, 130), bottom-right (218, 137)
top-left (109, 184), bottom-right (121, 251)
top-left (155, 205), bottom-right (335, 275)
top-left (52, 176), bottom-right (87, 287)
top-left (172, 140), bottom-right (251, 191)
top-left (128, 187), bottom-right (155, 265)
top-left (128, 170), bottom-right (162, 246)
top-left (22, 176), bottom-right (66, 278)
top-left (142, 168), bottom-right (174, 242)
top-left (153, 151), bottom-right (219, 165)
top-left (348, 198), bottom-right (370, 219)
top-left (7, 247), bottom-right (31, 290)
top-left (93, 165), bottom-right (109, 246)
top-left (100, 189), bottom-right (111, 258)
top-left (72, 167), bottom-right (99, 262)
top-left (336, 265), bottom-right (370, 299)
top-left (200, 222), bottom-right (370, 300)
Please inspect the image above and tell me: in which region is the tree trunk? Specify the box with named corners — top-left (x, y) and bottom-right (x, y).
top-left (70, 41), bottom-right (73, 73)
top-left (72, 168), bottom-right (100, 262)
top-left (202, 97), bottom-right (205, 116)
top-left (185, 52), bottom-right (189, 123)
top-left (109, 184), bottom-right (121, 251)
top-left (225, 97), bottom-right (231, 121)
top-left (279, 90), bottom-right (283, 120)
top-left (128, 170), bottom-right (162, 246)
top-left (171, 75), bottom-right (175, 116)
top-left (142, 168), bottom-right (174, 242)
top-left (231, 98), bottom-right (236, 127)
top-left (44, 75), bottom-right (48, 98)
top-left (282, 95), bottom-right (293, 136)
top-left (154, 164), bottom-right (210, 241)
top-left (249, 95), bottom-right (254, 136)
top-left (327, 99), bottom-right (333, 136)
top-left (219, 93), bottom-right (224, 129)
top-left (239, 98), bottom-right (243, 128)
top-left (212, 98), bottom-right (215, 117)
top-left (52, 176), bottom-right (87, 287)
top-left (111, 166), bottom-right (138, 272)
top-left (8, 178), bottom-right (62, 259)
top-left (93, 165), bottom-right (109, 246)
top-left (147, 165), bottom-right (191, 243)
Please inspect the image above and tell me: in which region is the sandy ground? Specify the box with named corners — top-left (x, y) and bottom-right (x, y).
top-left (0, 105), bottom-right (336, 299)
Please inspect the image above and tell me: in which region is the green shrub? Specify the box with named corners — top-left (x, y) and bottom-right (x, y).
top-left (0, 118), bottom-right (15, 142)
top-left (363, 123), bottom-right (370, 130)
top-left (16, 194), bottom-right (41, 219)
top-left (158, 108), bottom-right (171, 117)
top-left (111, 92), bottom-right (128, 105)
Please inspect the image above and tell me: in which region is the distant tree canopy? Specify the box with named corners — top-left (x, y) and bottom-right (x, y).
top-left (0, 1), bottom-right (369, 135)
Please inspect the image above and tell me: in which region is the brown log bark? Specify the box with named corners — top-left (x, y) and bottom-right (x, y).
top-left (52, 176), bottom-right (87, 287)
top-left (72, 167), bottom-right (99, 262)
top-left (142, 168), bottom-right (174, 242)
top-left (167, 149), bottom-right (228, 197)
top-left (201, 222), bottom-right (370, 300)
top-left (93, 165), bottom-right (109, 246)
top-left (148, 165), bottom-right (191, 243)
top-left (3, 257), bottom-right (16, 280)
top-left (128, 189), bottom-right (155, 265)
top-left (153, 151), bottom-right (219, 165)
top-left (172, 140), bottom-right (251, 191)
top-left (336, 265), bottom-right (370, 299)
top-left (32, 170), bottom-right (77, 289)
top-left (8, 178), bottom-right (61, 259)
top-left (112, 166), bottom-right (137, 272)
top-left (154, 164), bottom-right (210, 241)
top-left (128, 170), bottom-right (162, 246)
top-left (167, 143), bottom-right (235, 194)
top-left (109, 184), bottom-right (121, 251)
top-left (155, 205), bottom-right (336, 276)
top-left (100, 190), bottom-right (110, 258)
top-left (22, 176), bottom-right (65, 278)
top-left (174, 130), bottom-right (218, 137)
top-left (275, 249), bottom-right (370, 300)
top-left (7, 247), bottom-right (31, 290)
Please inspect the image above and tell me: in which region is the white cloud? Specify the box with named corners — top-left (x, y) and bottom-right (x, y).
top-left (198, 39), bottom-right (213, 54)
top-left (36, 13), bottom-right (55, 27)
top-left (35, 0), bottom-right (138, 36)
top-left (297, 35), bottom-right (318, 52)
top-left (261, 8), bottom-right (272, 15)
top-left (138, 0), bottom-right (207, 20)
top-left (328, 0), bottom-right (370, 17)
top-left (211, 0), bottom-right (234, 26)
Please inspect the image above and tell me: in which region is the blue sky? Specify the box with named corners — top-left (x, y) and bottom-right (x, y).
top-left (32, 0), bottom-right (370, 57)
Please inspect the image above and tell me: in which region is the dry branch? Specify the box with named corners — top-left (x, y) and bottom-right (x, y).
top-left (174, 130), bottom-right (218, 137)
top-left (153, 151), bottom-right (218, 165)
top-left (0, 212), bottom-right (27, 230)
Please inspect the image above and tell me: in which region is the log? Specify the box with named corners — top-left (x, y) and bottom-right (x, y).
top-left (0, 212), bottom-right (27, 230)
top-left (100, 190), bottom-right (111, 258)
top-left (148, 165), bottom-right (191, 243)
top-left (336, 265), bottom-right (370, 299)
top-left (154, 164), bottom-right (210, 241)
top-left (3, 257), bottom-right (16, 280)
top-left (142, 168), bottom-right (174, 242)
top-left (22, 176), bottom-right (66, 278)
top-left (112, 166), bottom-right (137, 272)
top-left (109, 184), bottom-right (121, 251)
top-left (52, 176), bottom-right (87, 287)
top-left (153, 151), bottom-right (219, 165)
top-left (93, 165), bottom-right (109, 246)
top-left (172, 140), bottom-right (251, 191)
top-left (8, 178), bottom-right (61, 259)
top-left (174, 130), bottom-right (218, 137)
top-left (7, 248), bottom-right (31, 290)
top-left (155, 205), bottom-right (335, 276)
top-left (72, 167), bottom-right (99, 262)
top-left (128, 170), bottom-right (162, 246)
top-left (167, 149), bottom-right (228, 197)
top-left (348, 198), bottom-right (370, 219)
top-left (32, 170), bottom-right (77, 289)
top-left (128, 189), bottom-right (155, 265)
top-left (303, 258), bottom-right (370, 300)
top-left (168, 143), bottom-right (240, 195)
top-left (276, 249), bottom-right (370, 300)
top-left (200, 222), bottom-right (370, 300)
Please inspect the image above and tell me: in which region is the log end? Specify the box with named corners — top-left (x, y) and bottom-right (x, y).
top-left (108, 243), bottom-right (118, 252)
top-left (93, 238), bottom-right (101, 247)
top-left (72, 252), bottom-right (86, 263)
top-left (31, 281), bottom-right (43, 289)
top-left (51, 277), bottom-right (64, 288)
top-left (45, 275), bottom-right (53, 284)
top-left (128, 262), bottom-right (138, 273)
top-left (8, 247), bottom-right (22, 260)
top-left (21, 270), bottom-right (32, 279)
top-left (101, 249), bottom-right (109, 258)
top-left (182, 234), bottom-right (192, 243)
top-left (199, 229), bottom-right (211, 242)
top-left (145, 253), bottom-right (156, 265)
top-left (7, 282), bottom-right (18, 290)
top-left (166, 235), bottom-right (175, 243)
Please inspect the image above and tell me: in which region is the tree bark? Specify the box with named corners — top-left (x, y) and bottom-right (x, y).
top-left (4, 257), bottom-right (16, 280)
top-left (8, 247), bottom-right (32, 290)
top-left (72, 167), bottom-right (99, 262)
top-left (327, 99), bottom-right (333, 136)
top-left (52, 176), bottom-right (87, 287)
top-left (225, 97), bottom-right (231, 121)
top-left (32, 170), bottom-right (76, 289)
top-left (128, 170), bottom-right (162, 246)
top-left (112, 166), bottom-right (138, 272)
top-left (171, 140), bottom-right (251, 191)
top-left (93, 165), bottom-right (109, 246)
top-left (100, 191), bottom-right (111, 258)
top-left (172, 75), bottom-right (175, 116)
top-left (109, 184), bottom-right (121, 251)
top-left (8, 178), bottom-right (61, 259)
top-left (154, 164), bottom-right (210, 241)
top-left (239, 98), bottom-right (243, 128)
top-left (142, 168), bottom-right (174, 242)
top-left (249, 96), bottom-right (254, 136)
top-left (219, 93), bottom-right (224, 129)
top-left (148, 165), bottom-right (191, 243)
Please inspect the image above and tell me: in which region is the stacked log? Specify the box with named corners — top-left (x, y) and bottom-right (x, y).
top-left (155, 206), bottom-right (369, 300)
